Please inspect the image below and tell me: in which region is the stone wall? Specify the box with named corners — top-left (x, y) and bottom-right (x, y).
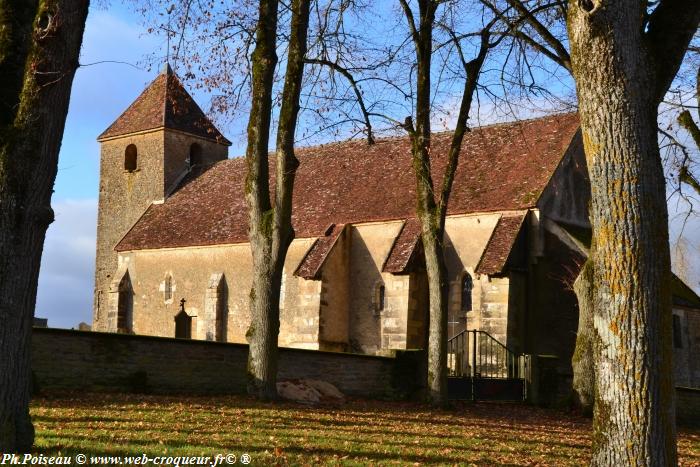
top-left (116, 238), bottom-right (319, 348)
top-left (674, 307), bottom-right (700, 388)
top-left (348, 221), bottom-right (404, 353)
top-left (536, 131), bottom-right (590, 229)
top-left (108, 211), bottom-right (519, 357)
top-left (94, 131), bottom-right (167, 332)
top-left (526, 229), bottom-right (582, 376)
top-left (319, 228), bottom-right (351, 351)
top-left (676, 387), bottom-right (700, 427)
top-left (406, 273), bottom-right (428, 349)
top-left (94, 129), bottom-right (228, 332)
top-left (446, 214), bottom-right (505, 342)
top-left (163, 131), bottom-right (228, 194)
top-left (31, 328), bottom-right (417, 398)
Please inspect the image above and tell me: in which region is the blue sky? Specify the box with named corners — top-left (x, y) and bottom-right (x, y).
top-left (36, 3), bottom-right (700, 329)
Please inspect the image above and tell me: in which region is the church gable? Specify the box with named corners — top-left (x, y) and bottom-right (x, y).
top-left (475, 212), bottom-right (527, 275)
top-left (382, 218), bottom-right (422, 274)
top-left (295, 224), bottom-right (347, 280)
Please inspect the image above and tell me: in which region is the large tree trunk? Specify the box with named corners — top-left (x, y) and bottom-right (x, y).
top-left (571, 258), bottom-right (594, 415)
top-left (568, 2), bottom-right (679, 463)
top-left (0, 0), bottom-right (89, 452)
top-left (245, 0), bottom-right (310, 399)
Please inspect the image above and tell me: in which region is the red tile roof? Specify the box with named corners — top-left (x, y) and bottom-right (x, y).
top-left (382, 219), bottom-right (422, 274)
top-left (475, 212), bottom-right (527, 275)
top-left (294, 224), bottom-right (346, 280)
top-left (116, 113), bottom-right (579, 252)
top-left (98, 64), bottom-right (230, 145)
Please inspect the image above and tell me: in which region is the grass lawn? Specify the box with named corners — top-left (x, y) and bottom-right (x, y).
top-left (31, 393), bottom-right (699, 466)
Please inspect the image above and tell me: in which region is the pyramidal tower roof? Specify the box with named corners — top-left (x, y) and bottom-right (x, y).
top-left (98, 64), bottom-right (231, 145)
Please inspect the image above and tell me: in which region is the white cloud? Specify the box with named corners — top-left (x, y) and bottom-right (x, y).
top-left (35, 199), bottom-right (97, 329)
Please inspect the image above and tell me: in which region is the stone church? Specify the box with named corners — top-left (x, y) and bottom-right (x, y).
top-left (92, 66), bottom-right (700, 385)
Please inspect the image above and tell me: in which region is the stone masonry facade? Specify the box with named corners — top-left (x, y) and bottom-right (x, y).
top-left (92, 66), bottom-right (700, 389)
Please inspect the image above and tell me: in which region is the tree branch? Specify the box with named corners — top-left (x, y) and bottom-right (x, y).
top-left (304, 58), bottom-right (375, 143)
top-left (504, 0), bottom-right (571, 71)
top-left (646, 0), bottom-right (700, 102)
top-left (398, 0), bottom-right (421, 50)
top-left (437, 27), bottom-right (491, 224)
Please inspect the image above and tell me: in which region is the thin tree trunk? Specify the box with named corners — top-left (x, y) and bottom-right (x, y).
top-left (0, 0), bottom-right (89, 452)
top-left (399, 0), bottom-right (490, 406)
top-left (245, 0), bottom-right (279, 400)
top-left (245, 0), bottom-right (310, 399)
top-left (421, 221), bottom-right (449, 405)
top-left (400, 0), bottom-right (448, 406)
top-left (568, 2), bottom-right (679, 463)
top-left (572, 258), bottom-right (594, 416)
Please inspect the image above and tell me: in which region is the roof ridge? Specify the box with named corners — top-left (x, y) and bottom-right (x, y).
top-left (287, 111), bottom-right (579, 156)
top-left (161, 64), bottom-right (169, 128)
top-left (116, 114), bottom-right (580, 251)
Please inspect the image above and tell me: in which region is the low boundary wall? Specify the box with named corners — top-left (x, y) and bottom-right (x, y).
top-left (677, 386), bottom-right (700, 427)
top-left (32, 328), bottom-right (424, 398)
top-left (32, 328), bottom-right (696, 419)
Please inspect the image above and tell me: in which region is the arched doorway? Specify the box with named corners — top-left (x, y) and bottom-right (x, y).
top-left (189, 143), bottom-right (203, 167)
top-left (175, 299), bottom-right (192, 339)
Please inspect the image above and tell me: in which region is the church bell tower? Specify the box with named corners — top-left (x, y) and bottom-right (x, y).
top-left (92, 64), bottom-right (231, 332)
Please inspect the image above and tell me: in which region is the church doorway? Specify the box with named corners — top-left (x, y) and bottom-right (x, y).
top-left (175, 299), bottom-right (192, 339)
top-left (175, 310), bottom-right (192, 339)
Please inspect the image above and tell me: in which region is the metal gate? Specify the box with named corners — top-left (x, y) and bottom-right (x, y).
top-left (446, 330), bottom-right (529, 401)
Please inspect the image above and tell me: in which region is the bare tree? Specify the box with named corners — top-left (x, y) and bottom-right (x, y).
top-left (393, 0), bottom-right (495, 405)
top-left (133, 0), bottom-right (313, 399)
top-left (0, 0), bottom-right (90, 452)
top-left (244, 0), bottom-right (311, 399)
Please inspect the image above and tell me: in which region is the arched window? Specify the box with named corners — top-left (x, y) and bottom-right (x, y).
top-left (673, 314), bottom-right (683, 349)
top-left (124, 144), bottom-right (138, 172)
top-left (189, 143), bottom-right (203, 167)
top-left (461, 273), bottom-right (473, 312)
top-left (164, 274), bottom-right (173, 302)
top-left (375, 283), bottom-right (386, 313)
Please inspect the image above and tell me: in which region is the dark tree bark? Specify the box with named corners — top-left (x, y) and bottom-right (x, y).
top-left (0, 0), bottom-right (89, 452)
top-left (572, 258), bottom-right (594, 415)
top-left (399, 0), bottom-right (490, 406)
top-left (245, 0), bottom-right (311, 399)
top-left (677, 110), bottom-right (700, 195)
top-left (567, 0), bottom-right (700, 463)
